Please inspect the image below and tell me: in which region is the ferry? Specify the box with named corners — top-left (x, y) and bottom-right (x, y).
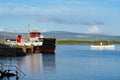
top-left (91, 42), bottom-right (115, 50)
top-left (5, 29), bottom-right (56, 53)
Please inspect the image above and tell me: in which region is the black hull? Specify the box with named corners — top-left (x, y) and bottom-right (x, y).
top-left (33, 38), bottom-right (56, 53)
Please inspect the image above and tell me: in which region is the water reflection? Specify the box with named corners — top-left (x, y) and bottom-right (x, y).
top-left (42, 54), bottom-right (56, 73)
top-left (20, 53), bottom-right (56, 79)
top-left (23, 54), bottom-right (43, 74)
top-left (0, 53), bottom-right (56, 80)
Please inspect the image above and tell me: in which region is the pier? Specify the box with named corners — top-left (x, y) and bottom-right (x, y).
top-left (0, 43), bottom-right (34, 56)
top-left (0, 44), bottom-right (26, 57)
top-left (0, 43), bottom-right (55, 57)
top-left (12, 45), bottom-right (34, 54)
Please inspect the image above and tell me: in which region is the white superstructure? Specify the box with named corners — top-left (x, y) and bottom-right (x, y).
top-left (5, 30), bottom-right (43, 47)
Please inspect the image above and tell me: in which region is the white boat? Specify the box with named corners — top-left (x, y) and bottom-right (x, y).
top-left (91, 42), bottom-right (115, 50)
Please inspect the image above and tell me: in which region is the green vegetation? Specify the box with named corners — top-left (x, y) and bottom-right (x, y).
top-left (57, 40), bottom-right (120, 44)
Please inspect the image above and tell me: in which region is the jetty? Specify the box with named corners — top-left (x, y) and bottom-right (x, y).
top-left (0, 44), bottom-right (26, 57)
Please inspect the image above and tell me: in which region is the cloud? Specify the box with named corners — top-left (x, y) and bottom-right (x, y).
top-left (36, 17), bottom-right (104, 25)
top-left (0, 3), bottom-right (105, 25)
top-left (87, 25), bottom-right (100, 33)
top-left (0, 27), bottom-right (4, 31)
top-left (41, 29), bottom-right (48, 32)
top-left (0, 6), bottom-right (73, 15)
top-left (0, 6), bottom-right (105, 25)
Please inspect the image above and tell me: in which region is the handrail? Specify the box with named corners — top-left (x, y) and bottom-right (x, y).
top-left (0, 61), bottom-right (25, 77)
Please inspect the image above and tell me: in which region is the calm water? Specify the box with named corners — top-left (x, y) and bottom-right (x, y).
top-left (1, 44), bottom-right (120, 80)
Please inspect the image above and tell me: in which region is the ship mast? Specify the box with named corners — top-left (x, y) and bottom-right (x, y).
top-left (28, 24), bottom-right (31, 33)
top-left (27, 24), bottom-right (31, 39)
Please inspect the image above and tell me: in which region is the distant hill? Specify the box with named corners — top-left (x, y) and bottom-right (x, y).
top-left (0, 31), bottom-right (28, 40)
top-left (42, 31), bottom-right (120, 40)
top-left (0, 31), bottom-right (120, 41)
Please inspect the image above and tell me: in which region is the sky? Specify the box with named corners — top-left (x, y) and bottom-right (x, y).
top-left (0, 0), bottom-right (120, 35)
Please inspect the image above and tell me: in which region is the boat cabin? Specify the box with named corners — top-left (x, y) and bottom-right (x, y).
top-left (29, 30), bottom-right (43, 42)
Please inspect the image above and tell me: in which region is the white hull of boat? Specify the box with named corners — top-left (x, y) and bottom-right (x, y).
top-left (91, 45), bottom-right (115, 50)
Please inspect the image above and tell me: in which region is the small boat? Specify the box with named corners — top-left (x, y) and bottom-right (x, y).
top-left (91, 42), bottom-right (115, 50)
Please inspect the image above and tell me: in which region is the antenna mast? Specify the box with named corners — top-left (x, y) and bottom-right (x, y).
top-left (28, 24), bottom-right (30, 32)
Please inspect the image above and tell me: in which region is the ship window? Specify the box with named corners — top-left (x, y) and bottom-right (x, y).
top-left (39, 39), bottom-right (43, 42)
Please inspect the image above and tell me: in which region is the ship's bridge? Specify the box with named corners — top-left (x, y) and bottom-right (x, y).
top-left (29, 30), bottom-right (43, 41)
